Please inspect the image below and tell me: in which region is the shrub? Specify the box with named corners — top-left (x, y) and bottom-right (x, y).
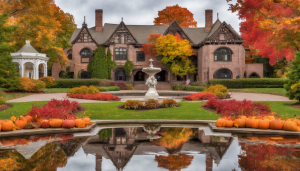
top-left (124, 100), bottom-right (143, 109)
top-left (99, 79), bottom-right (115, 87)
top-left (284, 52), bottom-right (300, 102)
top-left (97, 86), bottom-right (120, 91)
top-left (191, 81), bottom-right (206, 87)
top-left (54, 79), bottom-right (102, 88)
top-left (145, 99), bottom-right (160, 109)
top-left (160, 99), bottom-right (178, 108)
top-left (0, 94), bottom-right (5, 105)
top-left (19, 77), bottom-right (45, 92)
top-left (126, 84), bottom-right (134, 90)
top-left (209, 78), bottom-right (288, 88)
top-left (39, 76), bottom-right (56, 88)
top-left (26, 99), bottom-right (83, 120)
top-left (184, 92), bottom-right (217, 101)
top-left (67, 93), bottom-right (120, 101)
top-left (122, 60), bottom-right (135, 76)
top-left (114, 81), bottom-right (127, 90)
top-left (204, 84), bottom-right (228, 99)
top-left (68, 86), bottom-right (100, 95)
top-left (172, 84), bottom-right (182, 90)
top-left (204, 99), bottom-right (271, 117)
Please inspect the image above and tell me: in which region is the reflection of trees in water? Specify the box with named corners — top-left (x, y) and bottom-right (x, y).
top-left (0, 142), bottom-right (67, 171)
top-left (155, 128), bottom-right (193, 153)
top-left (238, 142), bottom-right (300, 171)
top-left (98, 128), bottom-right (112, 141)
top-left (154, 154), bottom-right (194, 171)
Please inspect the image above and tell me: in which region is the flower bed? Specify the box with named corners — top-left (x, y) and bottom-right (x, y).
top-left (0, 99), bottom-right (92, 132)
top-left (67, 85), bottom-right (120, 101)
top-left (184, 92), bottom-right (217, 101)
top-left (119, 99), bottom-right (181, 110)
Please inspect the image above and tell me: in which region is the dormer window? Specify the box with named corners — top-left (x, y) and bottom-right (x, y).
top-left (219, 33), bottom-right (226, 41)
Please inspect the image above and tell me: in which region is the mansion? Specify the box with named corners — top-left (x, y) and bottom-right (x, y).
top-left (52, 9), bottom-right (263, 89)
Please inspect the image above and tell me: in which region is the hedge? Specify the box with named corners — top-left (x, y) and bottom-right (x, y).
top-left (209, 78), bottom-right (288, 88)
top-left (54, 79), bottom-right (112, 88)
top-left (172, 84), bottom-right (205, 91)
top-left (97, 86), bottom-right (120, 91)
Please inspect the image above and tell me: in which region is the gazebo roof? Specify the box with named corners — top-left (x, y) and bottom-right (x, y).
top-left (16, 40), bottom-right (39, 53)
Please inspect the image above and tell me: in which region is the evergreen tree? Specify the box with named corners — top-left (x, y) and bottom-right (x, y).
top-left (92, 46), bottom-right (108, 79)
top-left (107, 49), bottom-right (116, 79)
top-left (0, 13), bottom-right (19, 90)
top-left (284, 52), bottom-right (300, 102)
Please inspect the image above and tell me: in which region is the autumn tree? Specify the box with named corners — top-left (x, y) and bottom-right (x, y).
top-left (226, 0), bottom-right (300, 64)
top-left (0, 13), bottom-right (20, 90)
top-left (141, 33), bottom-right (196, 77)
top-left (154, 4), bottom-right (197, 27)
top-left (0, 0), bottom-right (77, 67)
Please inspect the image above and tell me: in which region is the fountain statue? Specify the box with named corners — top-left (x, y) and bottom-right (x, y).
top-left (142, 59), bottom-right (161, 100)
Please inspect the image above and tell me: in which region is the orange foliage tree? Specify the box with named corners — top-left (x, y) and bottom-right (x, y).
top-left (154, 154), bottom-right (194, 171)
top-left (226, 0), bottom-right (300, 64)
top-left (0, 0), bottom-right (77, 67)
top-left (154, 4), bottom-right (197, 27)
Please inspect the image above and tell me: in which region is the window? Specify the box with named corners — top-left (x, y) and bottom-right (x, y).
top-left (115, 48), bottom-right (127, 60)
top-left (67, 54), bottom-right (72, 60)
top-left (80, 48), bottom-right (92, 63)
top-left (214, 48), bottom-right (232, 61)
top-left (219, 34), bottom-right (226, 41)
top-left (136, 51), bottom-right (145, 62)
top-left (115, 69), bottom-right (126, 81)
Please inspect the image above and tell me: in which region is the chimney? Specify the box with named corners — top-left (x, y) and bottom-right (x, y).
top-left (205, 9), bottom-right (213, 33)
top-left (95, 9), bottom-right (103, 32)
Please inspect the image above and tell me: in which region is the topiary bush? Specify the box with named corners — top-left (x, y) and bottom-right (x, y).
top-left (97, 86), bottom-right (120, 91)
top-left (68, 86), bottom-right (100, 95)
top-left (204, 84), bottom-right (229, 99)
top-left (124, 100), bottom-right (143, 109)
top-left (160, 99), bottom-right (179, 108)
top-left (209, 78), bottom-right (288, 88)
top-left (19, 77), bottom-right (45, 92)
top-left (39, 76), bottom-right (56, 88)
top-left (145, 99), bottom-right (160, 109)
top-left (284, 52), bottom-right (300, 102)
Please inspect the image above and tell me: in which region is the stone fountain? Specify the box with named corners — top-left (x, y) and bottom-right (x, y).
top-left (142, 59), bottom-right (161, 100)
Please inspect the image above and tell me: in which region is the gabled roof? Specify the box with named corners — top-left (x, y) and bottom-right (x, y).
top-left (104, 21), bottom-right (138, 45)
top-left (71, 23), bottom-right (98, 45)
top-left (163, 20), bottom-right (194, 43)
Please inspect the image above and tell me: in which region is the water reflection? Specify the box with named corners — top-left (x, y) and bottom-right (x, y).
top-left (0, 126), bottom-right (299, 171)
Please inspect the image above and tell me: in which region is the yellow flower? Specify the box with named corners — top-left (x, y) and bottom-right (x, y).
top-left (11, 116), bottom-right (16, 121)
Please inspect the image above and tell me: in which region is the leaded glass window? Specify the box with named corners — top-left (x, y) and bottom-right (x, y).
top-left (214, 48), bottom-right (231, 61)
top-left (115, 48), bottom-right (127, 60)
top-left (80, 48), bottom-right (92, 63)
top-left (136, 51), bottom-right (145, 62)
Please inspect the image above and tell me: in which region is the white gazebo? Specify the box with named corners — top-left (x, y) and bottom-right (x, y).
top-left (10, 40), bottom-right (49, 79)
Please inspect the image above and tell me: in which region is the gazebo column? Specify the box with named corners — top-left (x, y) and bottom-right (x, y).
top-left (44, 63), bottom-right (47, 77)
top-left (35, 64), bottom-right (39, 79)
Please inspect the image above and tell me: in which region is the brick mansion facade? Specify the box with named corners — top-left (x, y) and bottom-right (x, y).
top-left (52, 9), bottom-right (263, 89)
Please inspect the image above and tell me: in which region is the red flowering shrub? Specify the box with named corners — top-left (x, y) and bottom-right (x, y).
top-left (124, 100), bottom-right (143, 109)
top-left (184, 92), bottom-right (217, 101)
top-left (114, 81), bottom-right (128, 90)
top-left (160, 99), bottom-right (179, 108)
top-left (204, 99), bottom-right (271, 117)
top-left (68, 93), bottom-right (120, 101)
top-left (26, 99), bottom-right (83, 120)
top-left (39, 76), bottom-right (56, 88)
top-left (145, 99), bottom-right (160, 109)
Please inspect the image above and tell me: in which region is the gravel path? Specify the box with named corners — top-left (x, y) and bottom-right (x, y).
top-left (6, 91), bottom-right (293, 103)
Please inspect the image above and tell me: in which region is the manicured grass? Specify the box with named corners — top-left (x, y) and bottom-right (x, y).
top-left (44, 88), bottom-right (72, 93)
top-left (1, 101), bottom-right (299, 120)
top-left (1, 93), bottom-right (32, 101)
top-left (230, 88), bottom-right (287, 96)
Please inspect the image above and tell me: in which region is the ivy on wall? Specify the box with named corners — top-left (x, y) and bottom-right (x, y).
top-left (122, 60), bottom-right (135, 77)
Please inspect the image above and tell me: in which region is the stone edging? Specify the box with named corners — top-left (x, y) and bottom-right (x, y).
top-left (208, 123), bottom-right (300, 136)
top-left (0, 123), bottom-right (97, 138)
top-left (94, 120), bottom-right (216, 124)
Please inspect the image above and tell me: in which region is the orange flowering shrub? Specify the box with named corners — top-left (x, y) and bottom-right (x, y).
top-left (124, 100), bottom-right (143, 109)
top-left (160, 99), bottom-right (179, 108)
top-left (145, 99), bottom-right (160, 109)
top-left (19, 77), bottom-right (45, 92)
top-left (204, 84), bottom-right (229, 99)
top-left (39, 76), bottom-right (56, 88)
top-left (68, 86), bottom-right (100, 95)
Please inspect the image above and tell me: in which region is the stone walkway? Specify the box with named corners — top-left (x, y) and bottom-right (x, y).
top-left (6, 91), bottom-right (293, 103)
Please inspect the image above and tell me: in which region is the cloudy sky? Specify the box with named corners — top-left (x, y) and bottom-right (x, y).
top-left (54, 0), bottom-right (241, 33)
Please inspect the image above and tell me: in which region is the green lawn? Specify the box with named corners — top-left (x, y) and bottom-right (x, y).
top-left (1, 93), bottom-right (32, 101)
top-left (0, 101), bottom-right (299, 120)
top-left (230, 88), bottom-right (287, 96)
top-left (44, 88), bottom-right (72, 93)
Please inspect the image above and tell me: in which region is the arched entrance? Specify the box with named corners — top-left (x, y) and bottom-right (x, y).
top-left (213, 68), bottom-right (232, 79)
top-left (134, 71), bottom-right (145, 81)
top-left (249, 72), bottom-right (260, 78)
top-left (155, 70), bottom-right (167, 82)
top-left (115, 69), bottom-right (126, 81)
top-left (24, 62), bottom-right (35, 79)
top-left (39, 63), bottom-right (46, 78)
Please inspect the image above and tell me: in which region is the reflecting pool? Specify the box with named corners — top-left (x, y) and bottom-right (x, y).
top-left (0, 125), bottom-right (300, 171)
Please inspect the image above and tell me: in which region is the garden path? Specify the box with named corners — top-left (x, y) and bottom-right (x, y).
top-left (6, 91), bottom-right (293, 103)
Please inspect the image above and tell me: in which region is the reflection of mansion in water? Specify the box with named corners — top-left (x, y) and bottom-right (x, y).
top-left (83, 127), bottom-right (233, 171)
